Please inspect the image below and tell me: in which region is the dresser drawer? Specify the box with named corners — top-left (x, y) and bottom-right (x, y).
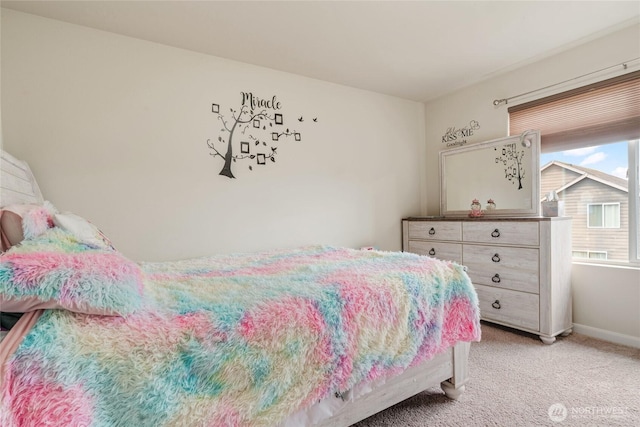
top-left (408, 241), bottom-right (463, 263)
top-left (463, 245), bottom-right (539, 294)
top-left (475, 284), bottom-right (539, 331)
top-left (408, 221), bottom-right (462, 241)
top-left (463, 221), bottom-right (539, 246)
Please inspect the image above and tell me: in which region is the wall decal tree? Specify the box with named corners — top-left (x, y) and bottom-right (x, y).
top-left (495, 143), bottom-right (526, 189)
top-left (207, 92), bottom-right (302, 179)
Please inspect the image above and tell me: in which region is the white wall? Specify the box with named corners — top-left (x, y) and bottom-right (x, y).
top-left (1, 9), bottom-right (425, 261)
top-left (424, 23), bottom-right (640, 346)
top-left (571, 263), bottom-right (640, 346)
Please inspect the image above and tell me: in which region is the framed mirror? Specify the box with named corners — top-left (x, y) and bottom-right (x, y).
top-left (440, 130), bottom-right (540, 217)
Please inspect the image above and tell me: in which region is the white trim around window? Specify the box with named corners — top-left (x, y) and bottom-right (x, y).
top-left (629, 140), bottom-right (639, 264)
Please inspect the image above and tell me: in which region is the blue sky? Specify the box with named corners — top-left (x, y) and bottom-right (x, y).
top-left (540, 141), bottom-right (628, 179)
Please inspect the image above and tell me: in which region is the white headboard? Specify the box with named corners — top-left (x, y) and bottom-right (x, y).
top-left (0, 150), bottom-right (44, 207)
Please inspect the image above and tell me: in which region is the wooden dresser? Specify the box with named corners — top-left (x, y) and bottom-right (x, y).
top-left (402, 217), bottom-right (572, 344)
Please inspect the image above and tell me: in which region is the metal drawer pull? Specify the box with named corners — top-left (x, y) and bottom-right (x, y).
top-left (428, 248), bottom-right (436, 256)
top-left (428, 227), bottom-right (436, 235)
top-left (492, 274), bottom-right (501, 283)
top-left (492, 253), bottom-right (501, 262)
top-left (492, 300), bottom-right (501, 309)
top-left (491, 229), bottom-right (501, 238)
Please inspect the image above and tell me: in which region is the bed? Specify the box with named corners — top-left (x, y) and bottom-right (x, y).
top-left (0, 149), bottom-right (481, 427)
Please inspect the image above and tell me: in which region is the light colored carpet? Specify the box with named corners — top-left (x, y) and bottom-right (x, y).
top-left (353, 322), bottom-right (640, 426)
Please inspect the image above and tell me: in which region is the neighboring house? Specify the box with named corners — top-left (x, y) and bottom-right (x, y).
top-left (541, 161), bottom-right (629, 261)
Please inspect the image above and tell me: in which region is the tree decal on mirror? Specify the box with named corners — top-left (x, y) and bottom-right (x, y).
top-left (495, 143), bottom-right (525, 189)
top-left (207, 92), bottom-right (303, 179)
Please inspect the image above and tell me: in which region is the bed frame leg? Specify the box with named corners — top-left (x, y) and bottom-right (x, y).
top-left (441, 341), bottom-right (471, 400)
top-left (441, 380), bottom-right (465, 400)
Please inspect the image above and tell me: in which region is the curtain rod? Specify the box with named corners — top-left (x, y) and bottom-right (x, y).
top-left (492, 57), bottom-right (640, 106)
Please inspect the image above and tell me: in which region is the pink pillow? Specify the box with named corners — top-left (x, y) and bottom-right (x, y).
top-left (0, 227), bottom-right (143, 316)
top-left (0, 210), bottom-right (23, 252)
top-left (0, 203), bottom-right (54, 252)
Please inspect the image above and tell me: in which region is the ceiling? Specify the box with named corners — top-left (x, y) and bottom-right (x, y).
top-left (2, 1), bottom-right (639, 102)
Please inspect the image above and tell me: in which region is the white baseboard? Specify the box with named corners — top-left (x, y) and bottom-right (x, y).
top-left (572, 323), bottom-right (640, 349)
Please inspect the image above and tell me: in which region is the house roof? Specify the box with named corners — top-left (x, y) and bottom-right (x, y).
top-left (541, 160), bottom-right (628, 198)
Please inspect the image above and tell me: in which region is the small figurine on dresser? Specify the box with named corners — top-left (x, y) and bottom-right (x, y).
top-left (469, 198), bottom-right (484, 218)
top-left (486, 199), bottom-right (496, 211)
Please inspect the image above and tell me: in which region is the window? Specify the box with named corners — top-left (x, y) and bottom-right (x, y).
top-left (587, 203), bottom-right (620, 228)
top-left (572, 250), bottom-right (608, 260)
top-left (539, 141), bottom-right (633, 262)
top-left (509, 71), bottom-right (640, 265)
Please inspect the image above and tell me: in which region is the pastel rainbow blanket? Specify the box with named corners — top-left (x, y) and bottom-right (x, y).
top-left (1, 245), bottom-right (480, 427)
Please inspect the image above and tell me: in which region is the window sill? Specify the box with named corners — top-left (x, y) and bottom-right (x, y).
top-left (572, 260), bottom-right (640, 271)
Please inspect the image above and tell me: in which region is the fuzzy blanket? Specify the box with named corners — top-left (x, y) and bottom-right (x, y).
top-left (1, 245), bottom-right (480, 427)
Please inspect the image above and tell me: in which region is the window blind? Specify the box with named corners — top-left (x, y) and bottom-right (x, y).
top-left (509, 70), bottom-right (640, 153)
